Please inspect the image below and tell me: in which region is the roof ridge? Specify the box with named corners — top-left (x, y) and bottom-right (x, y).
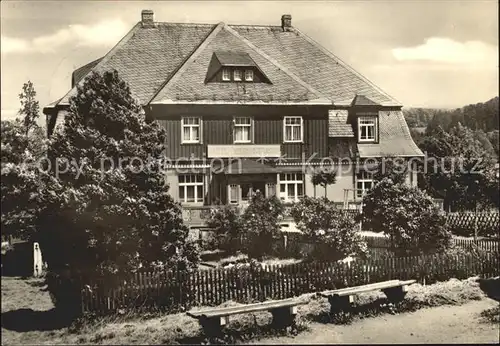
top-left (224, 24), bottom-right (329, 101)
top-left (148, 22), bottom-right (226, 104)
top-left (57, 22), bottom-right (142, 106)
top-left (293, 27), bottom-right (402, 107)
top-left (153, 22), bottom-right (217, 27)
top-left (228, 24), bottom-right (284, 29)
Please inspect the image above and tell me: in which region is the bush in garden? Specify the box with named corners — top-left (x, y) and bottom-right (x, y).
top-left (290, 196), bottom-right (367, 261)
top-left (207, 204), bottom-right (243, 254)
top-left (36, 71), bottom-right (199, 313)
top-left (361, 177), bottom-right (452, 257)
top-left (241, 191), bottom-right (284, 259)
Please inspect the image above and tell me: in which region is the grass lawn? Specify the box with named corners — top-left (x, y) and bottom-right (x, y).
top-left (2, 275), bottom-right (498, 345)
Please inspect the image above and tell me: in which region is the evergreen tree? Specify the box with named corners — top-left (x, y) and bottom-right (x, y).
top-left (37, 70), bottom-right (199, 277)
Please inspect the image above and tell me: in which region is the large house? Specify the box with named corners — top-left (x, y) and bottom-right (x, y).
top-left (44, 10), bottom-right (423, 224)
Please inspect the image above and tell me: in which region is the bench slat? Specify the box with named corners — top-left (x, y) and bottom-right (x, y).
top-left (398, 279), bottom-right (416, 286)
top-left (319, 280), bottom-right (401, 297)
top-left (187, 298), bottom-right (301, 318)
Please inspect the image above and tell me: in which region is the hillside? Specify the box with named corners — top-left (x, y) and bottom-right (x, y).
top-left (403, 97), bottom-right (499, 132)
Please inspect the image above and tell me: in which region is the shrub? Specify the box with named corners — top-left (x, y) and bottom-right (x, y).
top-left (207, 205), bottom-right (243, 254)
top-left (241, 192), bottom-right (284, 259)
top-left (290, 196), bottom-right (367, 261)
top-left (361, 177), bottom-right (452, 256)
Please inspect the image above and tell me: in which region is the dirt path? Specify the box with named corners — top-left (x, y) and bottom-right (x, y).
top-left (252, 299), bottom-right (500, 344)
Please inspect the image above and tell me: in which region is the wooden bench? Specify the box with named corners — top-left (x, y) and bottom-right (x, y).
top-left (318, 279), bottom-right (416, 313)
top-left (186, 298), bottom-right (304, 337)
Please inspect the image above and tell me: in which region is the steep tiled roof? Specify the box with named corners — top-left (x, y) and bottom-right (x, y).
top-left (58, 23), bottom-right (217, 105)
top-left (232, 26), bottom-right (400, 106)
top-left (152, 25), bottom-right (322, 103)
top-left (351, 94), bottom-right (380, 107)
top-left (48, 18), bottom-right (401, 108)
top-left (72, 57), bottom-right (103, 87)
top-left (328, 110), bottom-right (354, 137)
top-left (357, 110), bottom-right (424, 157)
top-left (214, 51), bottom-right (256, 66)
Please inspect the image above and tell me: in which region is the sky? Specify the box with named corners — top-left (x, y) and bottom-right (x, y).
top-left (1, 0), bottom-right (498, 126)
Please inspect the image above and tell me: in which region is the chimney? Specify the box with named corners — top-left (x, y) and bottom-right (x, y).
top-left (141, 9), bottom-right (155, 27)
top-left (281, 14), bottom-right (292, 31)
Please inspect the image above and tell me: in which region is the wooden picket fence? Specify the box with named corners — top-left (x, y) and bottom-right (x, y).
top-left (80, 251), bottom-right (499, 315)
top-left (446, 212), bottom-right (499, 237)
top-left (362, 235), bottom-right (499, 253)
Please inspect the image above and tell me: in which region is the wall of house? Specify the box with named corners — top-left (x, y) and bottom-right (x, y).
top-left (165, 169), bottom-right (179, 201)
top-left (304, 164), bottom-right (354, 203)
top-left (150, 104), bottom-right (330, 161)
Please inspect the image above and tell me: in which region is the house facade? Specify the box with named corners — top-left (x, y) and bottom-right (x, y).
top-left (43, 10), bottom-right (423, 223)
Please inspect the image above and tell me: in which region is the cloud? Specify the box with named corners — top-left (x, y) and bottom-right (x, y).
top-left (1, 36), bottom-right (31, 54)
top-left (392, 37), bottom-right (498, 66)
top-left (1, 19), bottom-right (128, 54)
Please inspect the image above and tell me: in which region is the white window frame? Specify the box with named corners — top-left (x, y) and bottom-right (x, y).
top-left (245, 69), bottom-right (254, 81)
top-left (233, 116), bottom-right (253, 143)
top-left (233, 69), bottom-right (242, 81)
top-left (228, 184), bottom-right (239, 204)
top-left (278, 173), bottom-right (304, 202)
top-left (356, 170), bottom-right (374, 198)
top-left (179, 174), bottom-right (204, 204)
top-left (358, 116), bottom-right (378, 142)
top-left (222, 68), bottom-right (230, 81)
top-left (181, 117), bottom-right (201, 144)
top-left (283, 116), bottom-right (303, 143)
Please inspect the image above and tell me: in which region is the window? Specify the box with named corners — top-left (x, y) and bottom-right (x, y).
top-left (179, 174), bottom-right (204, 203)
top-left (241, 184), bottom-right (253, 201)
top-left (233, 69), bottom-right (242, 81)
top-left (182, 117), bottom-right (201, 143)
top-left (284, 116), bottom-right (303, 142)
top-left (222, 68), bottom-right (230, 81)
top-left (279, 173), bottom-right (304, 202)
top-left (229, 184), bottom-right (239, 204)
top-left (358, 116), bottom-right (377, 142)
top-left (245, 69), bottom-right (254, 81)
top-left (233, 117), bottom-right (252, 143)
top-left (266, 183), bottom-right (276, 197)
top-left (356, 171), bottom-right (373, 198)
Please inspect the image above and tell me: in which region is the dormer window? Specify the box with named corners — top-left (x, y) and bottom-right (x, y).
top-left (206, 51), bottom-right (272, 84)
top-left (245, 70), bottom-right (254, 81)
top-left (222, 68), bottom-right (230, 81)
top-left (358, 116), bottom-right (378, 142)
top-left (233, 70), bottom-right (242, 81)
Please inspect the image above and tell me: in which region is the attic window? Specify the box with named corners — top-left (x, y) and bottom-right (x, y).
top-left (233, 70), bottom-right (242, 81)
top-left (206, 51), bottom-right (271, 84)
top-left (222, 69), bottom-right (230, 81)
top-left (245, 70), bottom-right (254, 81)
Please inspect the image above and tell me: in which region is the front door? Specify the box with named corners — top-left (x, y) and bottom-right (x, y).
top-left (226, 176), bottom-right (275, 206)
top-left (241, 182), bottom-right (267, 204)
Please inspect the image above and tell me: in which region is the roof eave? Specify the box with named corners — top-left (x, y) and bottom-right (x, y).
top-left (150, 99), bottom-right (334, 105)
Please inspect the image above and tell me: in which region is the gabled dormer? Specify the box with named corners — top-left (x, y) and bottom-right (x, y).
top-left (350, 94), bottom-right (382, 144)
top-left (205, 51), bottom-right (271, 83)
